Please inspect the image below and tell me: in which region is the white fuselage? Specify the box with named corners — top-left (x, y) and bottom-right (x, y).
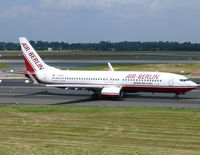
top-left (35, 69), bottom-right (197, 95)
top-left (19, 37), bottom-right (198, 97)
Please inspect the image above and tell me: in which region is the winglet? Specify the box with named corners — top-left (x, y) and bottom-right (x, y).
top-left (108, 62), bottom-right (114, 71)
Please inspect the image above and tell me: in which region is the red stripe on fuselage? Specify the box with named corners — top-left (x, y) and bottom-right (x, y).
top-left (45, 82), bottom-right (196, 94)
top-left (45, 82), bottom-right (195, 88)
top-left (122, 86), bottom-right (195, 94)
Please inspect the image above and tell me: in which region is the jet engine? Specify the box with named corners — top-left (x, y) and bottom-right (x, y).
top-left (101, 86), bottom-right (123, 97)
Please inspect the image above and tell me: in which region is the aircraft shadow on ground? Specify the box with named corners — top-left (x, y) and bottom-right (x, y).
top-left (14, 90), bottom-right (124, 105)
top-left (51, 98), bottom-right (124, 105)
top-left (14, 90), bottom-right (90, 97)
top-left (13, 91), bottom-right (200, 105)
top-left (51, 97), bottom-right (98, 105)
top-left (51, 95), bottom-right (124, 105)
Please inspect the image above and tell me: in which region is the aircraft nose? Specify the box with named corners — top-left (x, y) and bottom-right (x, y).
top-left (191, 81), bottom-right (198, 87)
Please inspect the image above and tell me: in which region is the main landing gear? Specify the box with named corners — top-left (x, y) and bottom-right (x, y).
top-left (175, 94), bottom-right (179, 99)
top-left (174, 92), bottom-right (184, 99)
top-left (90, 89), bottom-right (101, 99)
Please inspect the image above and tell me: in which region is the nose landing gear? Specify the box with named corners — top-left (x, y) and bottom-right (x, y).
top-left (175, 94), bottom-right (179, 99)
top-left (175, 92), bottom-right (184, 99)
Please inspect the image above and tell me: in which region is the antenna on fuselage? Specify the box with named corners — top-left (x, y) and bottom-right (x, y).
top-left (108, 62), bottom-right (114, 71)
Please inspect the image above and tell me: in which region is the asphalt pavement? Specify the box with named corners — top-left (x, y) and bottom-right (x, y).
top-left (0, 79), bottom-right (200, 108)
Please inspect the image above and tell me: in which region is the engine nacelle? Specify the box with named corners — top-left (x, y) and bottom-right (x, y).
top-left (101, 86), bottom-right (123, 97)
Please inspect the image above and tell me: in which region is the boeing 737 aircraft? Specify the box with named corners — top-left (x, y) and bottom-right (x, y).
top-left (18, 37), bottom-right (197, 98)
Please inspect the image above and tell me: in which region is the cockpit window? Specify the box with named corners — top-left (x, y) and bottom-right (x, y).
top-left (180, 79), bottom-right (190, 82)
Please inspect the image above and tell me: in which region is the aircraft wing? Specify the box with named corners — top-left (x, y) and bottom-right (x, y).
top-left (45, 84), bottom-right (103, 89)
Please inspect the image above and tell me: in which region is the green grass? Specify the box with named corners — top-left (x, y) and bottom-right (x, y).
top-left (0, 63), bottom-right (10, 68)
top-left (2, 50), bottom-right (200, 60)
top-left (0, 105), bottom-right (200, 154)
top-left (74, 63), bottom-right (200, 77)
top-left (0, 51), bottom-right (167, 60)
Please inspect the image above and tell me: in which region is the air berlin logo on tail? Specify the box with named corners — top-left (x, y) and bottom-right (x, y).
top-left (21, 43), bottom-right (44, 70)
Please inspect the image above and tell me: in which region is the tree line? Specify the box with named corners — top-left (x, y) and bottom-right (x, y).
top-left (0, 40), bottom-right (200, 51)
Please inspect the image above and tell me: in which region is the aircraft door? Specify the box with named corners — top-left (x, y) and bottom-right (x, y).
top-left (168, 76), bottom-right (174, 86)
top-left (43, 72), bottom-right (48, 82)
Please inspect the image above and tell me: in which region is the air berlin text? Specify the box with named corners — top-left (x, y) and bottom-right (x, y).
top-left (126, 74), bottom-right (160, 80)
top-left (21, 43), bottom-right (44, 70)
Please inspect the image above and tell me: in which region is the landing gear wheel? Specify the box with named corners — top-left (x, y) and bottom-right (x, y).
top-left (119, 89), bottom-right (124, 98)
top-left (90, 89), bottom-right (101, 99)
top-left (92, 93), bottom-right (100, 99)
top-left (175, 94), bottom-right (179, 99)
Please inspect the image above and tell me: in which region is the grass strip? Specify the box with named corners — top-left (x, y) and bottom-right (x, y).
top-left (74, 63), bottom-right (200, 76)
top-left (0, 105), bottom-right (200, 154)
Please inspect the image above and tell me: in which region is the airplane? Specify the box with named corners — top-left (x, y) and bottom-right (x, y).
top-left (17, 37), bottom-right (197, 98)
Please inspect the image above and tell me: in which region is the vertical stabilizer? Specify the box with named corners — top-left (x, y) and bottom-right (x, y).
top-left (19, 37), bottom-right (49, 73)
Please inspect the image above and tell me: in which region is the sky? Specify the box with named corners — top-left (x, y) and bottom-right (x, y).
top-left (0, 0), bottom-right (200, 43)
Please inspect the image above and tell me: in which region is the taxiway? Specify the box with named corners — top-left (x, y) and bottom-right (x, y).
top-left (0, 79), bottom-right (200, 108)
